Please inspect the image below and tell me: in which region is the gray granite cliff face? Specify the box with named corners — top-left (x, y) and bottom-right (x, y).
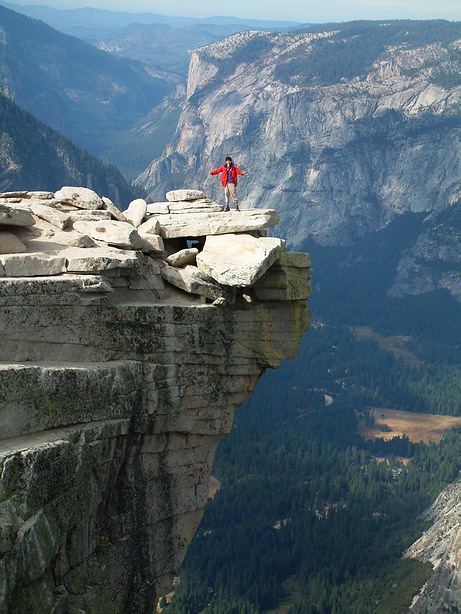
top-left (0, 188), bottom-right (311, 612)
top-left (404, 479), bottom-right (461, 613)
top-left (138, 30), bottom-right (460, 249)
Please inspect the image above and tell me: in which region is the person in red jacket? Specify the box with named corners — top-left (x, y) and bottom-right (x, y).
top-left (210, 156), bottom-right (246, 211)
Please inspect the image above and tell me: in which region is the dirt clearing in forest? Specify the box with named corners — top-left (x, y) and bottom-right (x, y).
top-left (360, 408), bottom-right (461, 444)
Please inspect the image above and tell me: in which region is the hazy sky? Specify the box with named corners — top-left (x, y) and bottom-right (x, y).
top-left (8, 0), bottom-right (461, 22)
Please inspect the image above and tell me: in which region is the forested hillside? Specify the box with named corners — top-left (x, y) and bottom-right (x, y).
top-left (0, 94), bottom-right (139, 205)
top-left (0, 4), bottom-right (173, 171)
top-left (167, 404), bottom-right (459, 613)
top-left (274, 20), bottom-right (460, 87)
top-left (163, 214), bottom-right (461, 613)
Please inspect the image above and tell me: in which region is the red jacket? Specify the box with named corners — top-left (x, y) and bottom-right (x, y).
top-left (210, 164), bottom-right (245, 187)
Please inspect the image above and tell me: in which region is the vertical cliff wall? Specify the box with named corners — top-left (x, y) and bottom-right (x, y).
top-left (0, 188), bottom-right (311, 613)
top-left (404, 479), bottom-right (461, 613)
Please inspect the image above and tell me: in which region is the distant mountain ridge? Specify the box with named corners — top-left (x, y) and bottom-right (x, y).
top-left (0, 93), bottom-right (139, 206)
top-left (94, 22), bottom-right (268, 76)
top-left (0, 3), bottom-right (304, 178)
top-left (0, 4), bottom-right (174, 167)
top-left (139, 21), bottom-right (460, 236)
top-left (3, 4), bottom-right (301, 40)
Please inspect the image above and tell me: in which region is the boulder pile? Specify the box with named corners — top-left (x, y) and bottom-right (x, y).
top-left (0, 186), bottom-right (310, 305)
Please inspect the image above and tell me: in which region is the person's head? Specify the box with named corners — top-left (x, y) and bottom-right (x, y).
top-left (225, 156), bottom-right (233, 165)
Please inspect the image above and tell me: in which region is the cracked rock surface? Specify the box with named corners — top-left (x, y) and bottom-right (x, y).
top-left (0, 185), bottom-right (311, 612)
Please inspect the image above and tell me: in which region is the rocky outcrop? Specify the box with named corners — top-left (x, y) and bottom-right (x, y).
top-left (0, 186), bottom-right (311, 612)
top-left (404, 479), bottom-right (461, 613)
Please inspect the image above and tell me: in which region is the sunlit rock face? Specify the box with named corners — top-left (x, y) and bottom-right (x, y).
top-left (136, 23), bottom-right (460, 302)
top-left (0, 187), bottom-right (311, 612)
top-left (404, 479), bottom-right (461, 613)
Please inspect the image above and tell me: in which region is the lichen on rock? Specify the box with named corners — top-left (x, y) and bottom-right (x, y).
top-left (0, 186), bottom-right (311, 612)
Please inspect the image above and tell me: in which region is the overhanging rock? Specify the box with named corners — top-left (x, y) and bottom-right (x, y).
top-left (253, 252), bottom-right (312, 301)
top-left (0, 186), bottom-right (312, 613)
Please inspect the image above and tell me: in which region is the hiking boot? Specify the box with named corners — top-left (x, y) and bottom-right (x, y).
top-left (235, 206), bottom-right (240, 211)
top-left (224, 206), bottom-right (230, 212)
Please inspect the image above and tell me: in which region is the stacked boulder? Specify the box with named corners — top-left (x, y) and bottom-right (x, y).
top-left (0, 186), bottom-right (311, 305)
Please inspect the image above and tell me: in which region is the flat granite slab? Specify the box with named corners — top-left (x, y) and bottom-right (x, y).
top-left (140, 209), bottom-right (279, 239)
